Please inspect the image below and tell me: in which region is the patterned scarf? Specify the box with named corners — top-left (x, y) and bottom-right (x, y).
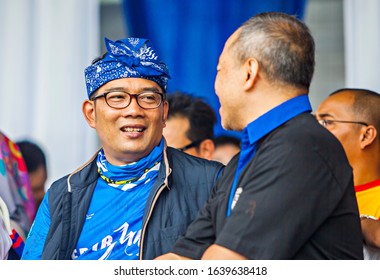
top-left (96, 139), bottom-right (164, 192)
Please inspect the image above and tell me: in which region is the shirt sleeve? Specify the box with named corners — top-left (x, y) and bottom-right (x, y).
top-left (21, 191), bottom-right (51, 259)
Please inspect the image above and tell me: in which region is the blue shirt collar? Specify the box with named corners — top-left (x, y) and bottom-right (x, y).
top-left (243, 94), bottom-right (312, 145)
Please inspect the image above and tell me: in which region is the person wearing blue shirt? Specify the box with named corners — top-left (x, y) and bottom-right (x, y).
top-left (156, 12), bottom-right (363, 260)
top-left (21, 37), bottom-right (223, 260)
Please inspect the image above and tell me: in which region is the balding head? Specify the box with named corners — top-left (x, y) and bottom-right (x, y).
top-left (329, 88), bottom-right (380, 132)
top-left (316, 88), bottom-right (380, 185)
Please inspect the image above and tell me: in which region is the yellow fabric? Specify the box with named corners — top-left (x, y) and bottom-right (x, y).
top-left (355, 180), bottom-right (380, 219)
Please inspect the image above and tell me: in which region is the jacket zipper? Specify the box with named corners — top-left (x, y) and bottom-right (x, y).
top-left (138, 146), bottom-right (171, 259)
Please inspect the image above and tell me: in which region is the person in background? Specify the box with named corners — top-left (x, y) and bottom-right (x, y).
top-left (212, 135), bottom-right (241, 165)
top-left (0, 132), bottom-right (33, 259)
top-left (156, 12), bottom-right (363, 260)
top-left (163, 91), bottom-right (216, 160)
top-left (0, 197), bottom-right (13, 260)
top-left (0, 195), bottom-right (26, 259)
top-left (22, 37), bottom-right (223, 260)
top-left (0, 131), bottom-right (35, 240)
top-left (316, 88), bottom-right (380, 259)
top-left (16, 140), bottom-right (48, 212)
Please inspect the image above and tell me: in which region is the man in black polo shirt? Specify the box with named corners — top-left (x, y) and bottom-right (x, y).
top-left (156, 12), bottom-right (363, 260)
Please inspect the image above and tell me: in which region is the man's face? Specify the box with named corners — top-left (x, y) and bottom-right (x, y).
top-left (29, 165), bottom-right (47, 210)
top-left (83, 78), bottom-right (168, 165)
top-left (212, 144), bottom-right (240, 165)
top-left (215, 29), bottom-right (245, 131)
top-left (316, 92), bottom-right (363, 165)
top-left (163, 115), bottom-right (202, 158)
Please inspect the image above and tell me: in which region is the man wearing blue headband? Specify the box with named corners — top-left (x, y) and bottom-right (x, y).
top-left (22, 37), bottom-right (223, 260)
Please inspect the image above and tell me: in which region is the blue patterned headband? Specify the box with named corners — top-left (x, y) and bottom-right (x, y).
top-left (84, 37), bottom-right (170, 98)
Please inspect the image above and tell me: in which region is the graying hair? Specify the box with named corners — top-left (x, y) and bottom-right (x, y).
top-left (232, 12), bottom-right (315, 90)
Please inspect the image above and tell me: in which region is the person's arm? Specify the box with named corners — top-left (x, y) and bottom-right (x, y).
top-left (155, 245), bottom-right (248, 260)
top-left (361, 216), bottom-right (380, 249)
top-left (201, 244), bottom-right (247, 260)
top-left (21, 192), bottom-right (51, 259)
top-left (154, 253), bottom-right (192, 260)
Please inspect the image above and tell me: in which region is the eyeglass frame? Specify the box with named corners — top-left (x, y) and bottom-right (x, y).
top-left (317, 119), bottom-right (369, 127)
top-left (177, 139), bottom-right (204, 152)
top-left (91, 90), bottom-right (165, 109)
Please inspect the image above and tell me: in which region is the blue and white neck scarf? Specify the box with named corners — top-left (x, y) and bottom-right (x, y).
top-left (73, 139), bottom-right (164, 260)
top-left (96, 145), bottom-right (162, 192)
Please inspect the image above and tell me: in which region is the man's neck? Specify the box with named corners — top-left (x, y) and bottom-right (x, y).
top-left (242, 83), bottom-right (307, 127)
top-left (353, 149), bottom-right (380, 185)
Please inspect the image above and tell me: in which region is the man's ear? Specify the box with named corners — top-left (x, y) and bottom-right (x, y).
top-left (198, 139), bottom-right (215, 161)
top-left (82, 100), bottom-right (96, 129)
top-left (162, 100), bottom-right (169, 128)
top-left (360, 125), bottom-right (377, 149)
top-left (243, 57), bottom-right (259, 91)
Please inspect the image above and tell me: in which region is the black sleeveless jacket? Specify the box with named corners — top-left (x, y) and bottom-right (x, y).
top-left (41, 147), bottom-right (223, 260)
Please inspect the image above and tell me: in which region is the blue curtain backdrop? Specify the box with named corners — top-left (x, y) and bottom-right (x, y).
top-left (122, 0), bottom-right (307, 138)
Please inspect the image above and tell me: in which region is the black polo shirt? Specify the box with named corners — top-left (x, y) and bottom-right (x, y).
top-left (173, 113), bottom-right (364, 259)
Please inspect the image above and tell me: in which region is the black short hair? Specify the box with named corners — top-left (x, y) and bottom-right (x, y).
top-left (16, 140), bottom-right (47, 173)
top-left (167, 91), bottom-right (216, 142)
top-left (214, 135), bottom-right (241, 148)
top-left (330, 88), bottom-right (380, 132)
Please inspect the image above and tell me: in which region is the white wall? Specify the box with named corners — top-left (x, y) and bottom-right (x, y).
top-left (305, 0), bottom-right (380, 110)
top-left (304, 0), bottom-right (345, 111)
top-left (344, 0), bottom-right (380, 93)
top-left (0, 0), bottom-right (100, 188)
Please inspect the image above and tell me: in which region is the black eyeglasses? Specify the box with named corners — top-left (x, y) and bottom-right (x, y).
top-left (318, 119), bottom-right (369, 127)
top-left (91, 90), bottom-right (164, 109)
top-left (177, 139), bottom-right (203, 152)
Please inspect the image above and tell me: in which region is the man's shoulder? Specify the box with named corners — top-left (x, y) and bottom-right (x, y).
top-left (269, 113), bottom-right (342, 149)
top-left (258, 113), bottom-right (351, 169)
top-left (165, 148), bottom-right (223, 196)
top-left (275, 113), bottom-right (321, 136)
top-left (49, 157), bottom-right (98, 193)
top-left (261, 113), bottom-right (353, 186)
top-left (167, 147), bottom-right (224, 177)
top-left (167, 146), bottom-right (223, 166)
